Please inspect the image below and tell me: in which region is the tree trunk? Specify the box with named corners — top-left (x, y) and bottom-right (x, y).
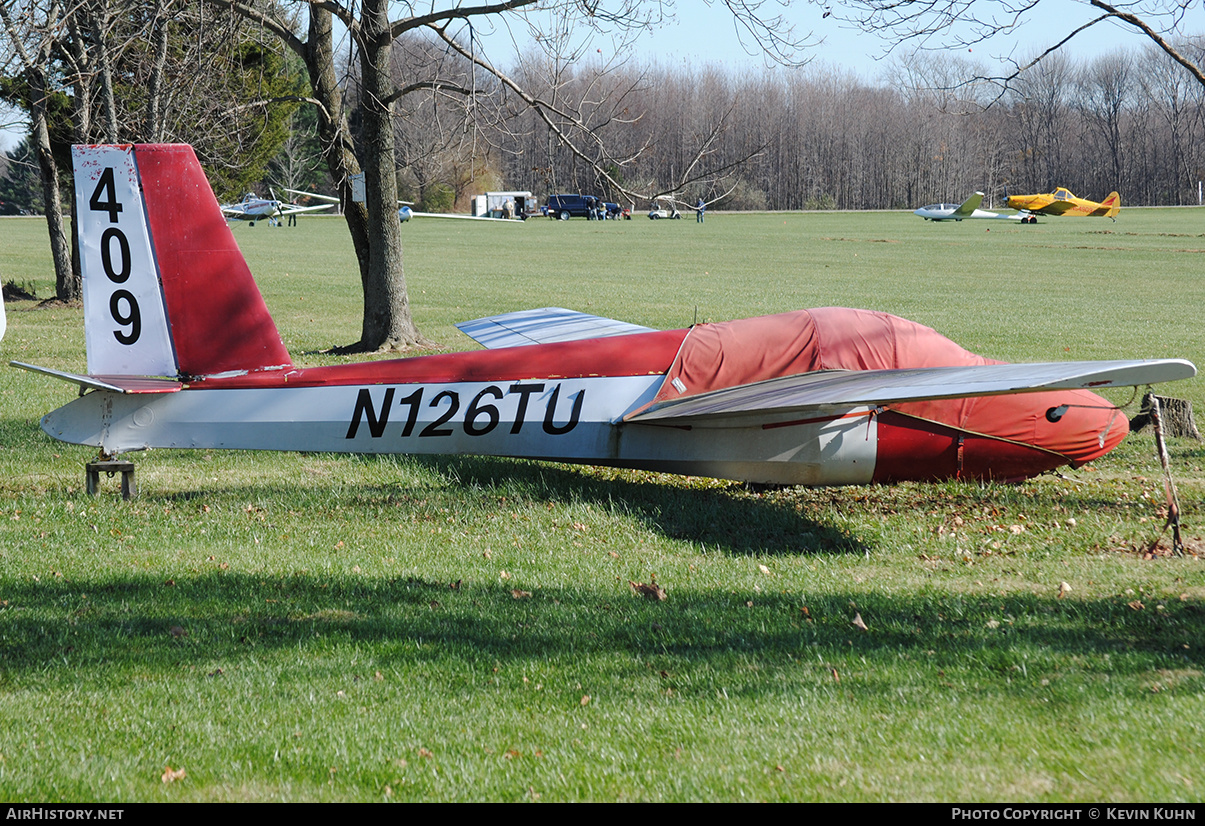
top-left (29, 67), bottom-right (77, 302)
top-left (353, 0), bottom-right (422, 351)
top-left (301, 5), bottom-right (422, 352)
top-left (304, 8), bottom-right (370, 295)
top-left (144, 0), bottom-right (170, 142)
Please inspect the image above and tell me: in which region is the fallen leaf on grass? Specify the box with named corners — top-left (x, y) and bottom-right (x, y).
top-left (851, 613), bottom-right (868, 632)
top-left (512, 589), bottom-right (532, 599)
top-left (630, 579), bottom-right (666, 601)
top-left (1058, 581), bottom-right (1072, 599)
top-left (169, 625), bottom-right (187, 638)
top-left (161, 766), bottom-right (186, 783)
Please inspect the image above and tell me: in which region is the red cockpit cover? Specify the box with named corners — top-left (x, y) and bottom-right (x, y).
top-left (650, 308), bottom-right (1125, 467)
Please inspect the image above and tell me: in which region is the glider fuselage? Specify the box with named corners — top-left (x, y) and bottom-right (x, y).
top-left (16, 145), bottom-right (1192, 489)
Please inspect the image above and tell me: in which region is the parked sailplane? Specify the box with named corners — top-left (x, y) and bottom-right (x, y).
top-left (914, 192), bottom-right (1022, 222)
top-left (283, 189), bottom-right (520, 224)
top-left (10, 145), bottom-right (1196, 487)
top-left (219, 193), bottom-right (334, 226)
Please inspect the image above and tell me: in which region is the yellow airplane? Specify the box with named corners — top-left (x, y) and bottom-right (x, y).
top-left (1005, 187), bottom-right (1120, 223)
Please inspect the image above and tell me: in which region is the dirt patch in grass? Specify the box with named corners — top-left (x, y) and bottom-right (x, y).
top-left (1109, 534), bottom-right (1205, 558)
top-left (821, 237), bottom-right (899, 243)
top-left (35, 297), bottom-right (82, 309)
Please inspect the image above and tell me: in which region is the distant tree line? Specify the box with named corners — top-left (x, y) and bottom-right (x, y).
top-left (6, 30), bottom-right (1203, 220)
top-left (413, 41), bottom-right (1205, 211)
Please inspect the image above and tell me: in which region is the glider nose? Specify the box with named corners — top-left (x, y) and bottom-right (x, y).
top-left (1034, 389), bottom-right (1128, 466)
top-left (996, 388), bottom-right (1127, 475)
top-left (875, 389), bottom-right (1129, 483)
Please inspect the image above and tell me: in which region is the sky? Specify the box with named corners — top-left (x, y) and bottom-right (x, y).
top-left (616, 0), bottom-right (1191, 78)
top-left (1, 0), bottom-right (1200, 154)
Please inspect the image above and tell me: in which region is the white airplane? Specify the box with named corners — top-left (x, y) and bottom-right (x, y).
top-left (283, 190), bottom-right (519, 225)
top-left (220, 192), bottom-right (334, 226)
top-left (10, 145), bottom-right (1196, 490)
top-left (914, 192), bottom-right (1023, 222)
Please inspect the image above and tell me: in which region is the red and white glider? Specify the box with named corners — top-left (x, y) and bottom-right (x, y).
top-left (11, 145), bottom-right (1197, 486)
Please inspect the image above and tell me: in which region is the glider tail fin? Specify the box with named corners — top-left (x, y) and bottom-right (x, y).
top-left (72, 144), bottom-right (292, 380)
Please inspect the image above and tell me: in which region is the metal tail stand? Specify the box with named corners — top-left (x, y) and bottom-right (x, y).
top-left (86, 458), bottom-right (137, 500)
top-left (1147, 396), bottom-right (1184, 557)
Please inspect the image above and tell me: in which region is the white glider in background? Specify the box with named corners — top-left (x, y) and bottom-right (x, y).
top-left (914, 192), bottom-right (1023, 222)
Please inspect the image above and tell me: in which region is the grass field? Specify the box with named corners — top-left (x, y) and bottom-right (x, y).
top-left (1, 208), bottom-right (1203, 802)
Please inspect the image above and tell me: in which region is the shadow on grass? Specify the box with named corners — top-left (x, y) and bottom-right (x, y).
top-left (346, 454), bottom-right (1167, 554)
top-left (0, 571), bottom-right (1201, 695)
top-left (133, 451), bottom-right (1179, 559)
top-left (152, 452), bottom-right (871, 557)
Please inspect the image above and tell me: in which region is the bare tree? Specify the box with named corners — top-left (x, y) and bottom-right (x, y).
top-left (1075, 50), bottom-right (1133, 194)
top-left (832, 0), bottom-right (1205, 93)
top-left (2, 0), bottom-right (303, 300)
top-left (1, 0), bottom-right (74, 300)
top-left (1005, 51), bottom-right (1074, 190)
top-left (208, 0), bottom-right (809, 352)
top-left (1137, 39), bottom-right (1205, 203)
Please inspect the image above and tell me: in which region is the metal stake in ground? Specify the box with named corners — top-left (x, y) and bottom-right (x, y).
top-left (1148, 395), bottom-right (1184, 557)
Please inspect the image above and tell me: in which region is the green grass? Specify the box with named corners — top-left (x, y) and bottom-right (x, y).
top-left (1, 208), bottom-right (1203, 801)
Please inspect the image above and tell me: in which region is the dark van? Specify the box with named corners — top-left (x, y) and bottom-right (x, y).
top-left (545, 194), bottom-right (599, 220)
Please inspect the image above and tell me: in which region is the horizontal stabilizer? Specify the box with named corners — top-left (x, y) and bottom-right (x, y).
top-left (626, 359), bottom-right (1197, 425)
top-left (457, 308), bottom-right (656, 349)
top-left (10, 361), bottom-right (183, 394)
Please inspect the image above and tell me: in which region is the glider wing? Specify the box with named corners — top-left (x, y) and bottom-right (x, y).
top-left (952, 192), bottom-right (984, 218)
top-left (625, 359), bottom-right (1197, 425)
top-left (458, 308), bottom-right (657, 349)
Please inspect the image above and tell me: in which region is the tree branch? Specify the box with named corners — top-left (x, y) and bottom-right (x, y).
top-left (430, 23), bottom-right (763, 203)
top-left (385, 80), bottom-right (474, 107)
top-left (1088, 0), bottom-right (1205, 87)
top-left (390, 0), bottom-right (540, 39)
